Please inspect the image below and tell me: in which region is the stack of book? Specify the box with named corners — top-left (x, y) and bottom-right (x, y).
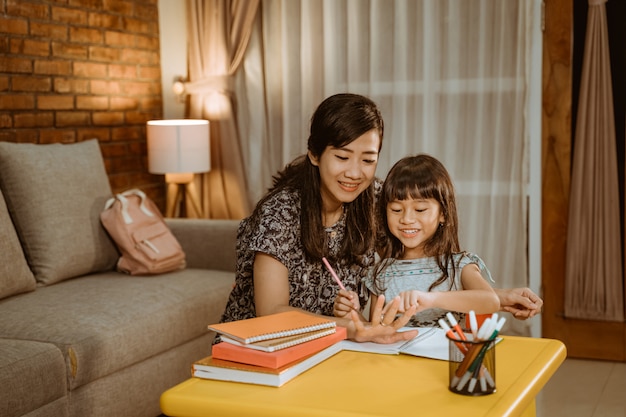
top-left (192, 311), bottom-right (347, 387)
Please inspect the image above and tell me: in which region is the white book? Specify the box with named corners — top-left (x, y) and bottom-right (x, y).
top-left (192, 342), bottom-right (343, 387)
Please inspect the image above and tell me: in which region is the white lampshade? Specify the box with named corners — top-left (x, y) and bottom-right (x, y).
top-left (147, 119), bottom-right (210, 174)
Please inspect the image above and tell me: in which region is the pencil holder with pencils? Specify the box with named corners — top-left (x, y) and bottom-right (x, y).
top-left (447, 335), bottom-right (496, 396)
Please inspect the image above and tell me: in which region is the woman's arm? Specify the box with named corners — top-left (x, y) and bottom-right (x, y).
top-left (253, 252), bottom-right (292, 316)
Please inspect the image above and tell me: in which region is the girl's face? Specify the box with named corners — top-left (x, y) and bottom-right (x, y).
top-left (386, 197), bottom-right (444, 259)
top-left (309, 129), bottom-right (380, 210)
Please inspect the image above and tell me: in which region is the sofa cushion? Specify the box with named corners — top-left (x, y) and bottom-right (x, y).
top-left (0, 339), bottom-right (67, 417)
top-left (0, 189), bottom-right (36, 300)
top-left (0, 269), bottom-right (234, 390)
top-left (0, 139), bottom-right (119, 285)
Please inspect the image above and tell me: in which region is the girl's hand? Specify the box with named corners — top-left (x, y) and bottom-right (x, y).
top-left (350, 295), bottom-right (418, 343)
top-left (333, 289), bottom-right (361, 317)
top-left (398, 290), bottom-right (432, 313)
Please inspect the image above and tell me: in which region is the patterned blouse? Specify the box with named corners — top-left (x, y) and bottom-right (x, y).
top-left (219, 187), bottom-right (374, 324)
top-left (362, 253), bottom-right (494, 328)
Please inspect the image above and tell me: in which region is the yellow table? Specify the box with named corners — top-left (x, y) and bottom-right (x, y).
top-left (161, 335), bottom-right (566, 417)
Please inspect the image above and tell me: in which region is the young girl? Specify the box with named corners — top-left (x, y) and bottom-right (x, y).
top-left (337, 154), bottom-right (500, 327)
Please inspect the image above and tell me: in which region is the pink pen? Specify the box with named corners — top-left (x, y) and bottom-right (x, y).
top-left (322, 257), bottom-right (346, 290)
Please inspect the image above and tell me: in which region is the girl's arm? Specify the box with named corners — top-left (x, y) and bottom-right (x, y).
top-left (399, 263), bottom-right (500, 314)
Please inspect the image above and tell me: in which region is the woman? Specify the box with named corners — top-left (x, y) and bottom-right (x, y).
top-left (220, 93), bottom-right (541, 343)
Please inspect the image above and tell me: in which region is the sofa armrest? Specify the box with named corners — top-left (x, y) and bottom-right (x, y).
top-left (165, 219), bottom-right (239, 272)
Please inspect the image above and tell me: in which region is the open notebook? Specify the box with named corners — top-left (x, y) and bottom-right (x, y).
top-left (340, 327), bottom-right (502, 361)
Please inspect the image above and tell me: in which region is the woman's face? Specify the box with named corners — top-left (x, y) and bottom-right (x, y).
top-left (309, 129), bottom-right (380, 209)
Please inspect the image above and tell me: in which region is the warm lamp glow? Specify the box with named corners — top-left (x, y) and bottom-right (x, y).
top-left (146, 119), bottom-right (210, 176)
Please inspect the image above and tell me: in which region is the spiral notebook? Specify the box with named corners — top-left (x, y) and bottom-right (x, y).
top-left (208, 311), bottom-right (336, 345)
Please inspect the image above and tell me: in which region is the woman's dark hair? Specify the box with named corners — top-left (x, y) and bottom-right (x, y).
top-left (252, 93), bottom-right (384, 266)
top-left (374, 154), bottom-right (460, 291)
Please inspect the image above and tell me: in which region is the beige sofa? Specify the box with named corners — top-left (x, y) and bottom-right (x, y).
top-left (0, 139), bottom-right (238, 417)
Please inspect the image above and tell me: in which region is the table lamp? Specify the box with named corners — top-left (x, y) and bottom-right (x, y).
top-left (147, 119), bottom-right (210, 217)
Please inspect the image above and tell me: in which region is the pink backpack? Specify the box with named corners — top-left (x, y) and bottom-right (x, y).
top-left (100, 189), bottom-right (186, 275)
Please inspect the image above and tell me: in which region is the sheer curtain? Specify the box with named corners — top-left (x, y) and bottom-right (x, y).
top-left (184, 0), bottom-right (258, 219)
top-left (236, 0), bottom-right (534, 335)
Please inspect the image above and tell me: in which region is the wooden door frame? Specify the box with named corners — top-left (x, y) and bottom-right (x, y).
top-left (541, 0), bottom-right (626, 361)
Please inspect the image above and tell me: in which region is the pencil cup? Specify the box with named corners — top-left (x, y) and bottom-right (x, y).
top-left (447, 335), bottom-right (496, 396)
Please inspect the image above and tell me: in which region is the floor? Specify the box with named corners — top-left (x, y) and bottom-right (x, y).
top-left (536, 358), bottom-right (626, 417)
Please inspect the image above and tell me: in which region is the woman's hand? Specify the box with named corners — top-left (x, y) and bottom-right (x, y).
top-left (350, 295), bottom-right (418, 343)
top-left (495, 287), bottom-right (543, 319)
top-left (333, 289), bottom-right (361, 318)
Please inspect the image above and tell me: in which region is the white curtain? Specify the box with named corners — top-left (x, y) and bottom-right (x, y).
top-left (235, 0), bottom-right (534, 335)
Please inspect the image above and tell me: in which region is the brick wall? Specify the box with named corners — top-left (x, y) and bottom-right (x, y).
top-left (0, 0), bottom-right (165, 208)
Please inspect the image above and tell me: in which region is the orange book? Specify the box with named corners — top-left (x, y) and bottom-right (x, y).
top-left (192, 342), bottom-right (343, 387)
top-left (212, 326), bottom-right (347, 368)
top-left (207, 311), bottom-right (336, 344)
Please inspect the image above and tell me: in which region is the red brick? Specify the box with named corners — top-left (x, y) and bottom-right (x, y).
top-left (0, 114), bottom-right (13, 128)
top-left (51, 6), bottom-right (88, 25)
top-left (77, 127), bottom-right (110, 142)
top-left (56, 111), bottom-right (90, 126)
top-left (52, 42), bottom-right (89, 59)
top-left (108, 155), bottom-right (144, 172)
top-left (125, 111), bottom-right (154, 125)
top-left (0, 76), bottom-right (9, 91)
top-left (10, 38), bottom-right (50, 57)
top-left (0, 57), bottom-right (33, 73)
top-left (6, 0), bottom-right (49, 19)
top-left (13, 76), bottom-right (52, 92)
top-left (103, 0), bottom-right (133, 15)
top-left (14, 130), bottom-right (38, 143)
top-left (120, 48), bottom-right (157, 65)
top-left (0, 16), bottom-right (29, 35)
top-left (35, 60), bottom-right (72, 75)
top-left (112, 126), bottom-right (142, 141)
top-left (90, 79), bottom-right (121, 94)
top-left (108, 64), bottom-right (136, 79)
top-left (39, 129), bottom-right (76, 144)
top-left (88, 12), bottom-right (123, 30)
top-left (14, 112), bottom-right (54, 128)
top-left (121, 81), bottom-right (157, 96)
top-left (93, 111), bottom-right (124, 126)
top-left (134, 3), bottom-right (159, 21)
top-left (122, 17), bottom-right (153, 35)
top-left (30, 22), bottom-right (68, 41)
top-left (54, 78), bottom-right (90, 94)
top-left (135, 34), bottom-right (159, 50)
top-left (73, 61), bottom-right (107, 77)
top-left (110, 96), bottom-right (137, 110)
top-left (69, 26), bottom-right (103, 44)
top-left (76, 95), bottom-right (108, 110)
top-left (89, 45), bottom-right (120, 62)
top-left (38, 95), bottom-right (74, 110)
top-left (0, 94), bottom-right (35, 110)
top-left (105, 30), bottom-right (135, 47)
top-left (140, 97), bottom-right (162, 111)
top-left (0, 36), bottom-right (8, 54)
top-left (108, 172), bottom-right (131, 190)
top-left (100, 142), bottom-right (129, 158)
top-left (127, 139), bottom-right (146, 155)
top-left (139, 65), bottom-right (160, 80)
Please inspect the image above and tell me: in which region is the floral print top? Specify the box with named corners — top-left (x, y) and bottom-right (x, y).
top-left (219, 187), bottom-right (374, 324)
